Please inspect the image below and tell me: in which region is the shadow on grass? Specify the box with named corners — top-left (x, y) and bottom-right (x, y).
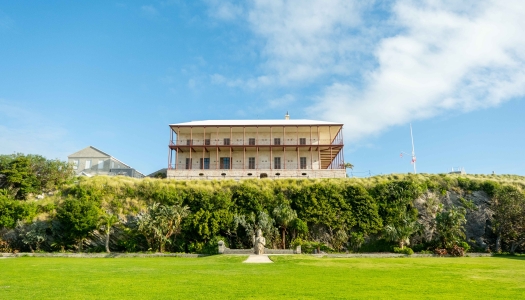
top-left (491, 254), bottom-right (525, 261)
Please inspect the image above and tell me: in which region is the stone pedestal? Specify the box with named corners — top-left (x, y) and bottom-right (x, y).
top-left (218, 240), bottom-right (225, 254)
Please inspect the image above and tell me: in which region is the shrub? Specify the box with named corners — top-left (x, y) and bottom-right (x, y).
top-left (449, 245), bottom-right (465, 257)
top-left (393, 247), bottom-right (414, 255)
top-left (0, 239), bottom-right (11, 252)
top-left (459, 241), bottom-right (470, 253)
top-left (434, 248), bottom-right (447, 256)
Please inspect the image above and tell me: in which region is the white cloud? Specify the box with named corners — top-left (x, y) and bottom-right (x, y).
top-left (209, 0), bottom-right (525, 141)
top-left (209, 0), bottom-right (368, 88)
top-left (310, 0), bottom-right (525, 141)
top-left (247, 0), bottom-right (365, 84)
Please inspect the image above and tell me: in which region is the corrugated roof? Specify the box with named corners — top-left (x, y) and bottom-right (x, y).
top-left (170, 119), bottom-right (343, 127)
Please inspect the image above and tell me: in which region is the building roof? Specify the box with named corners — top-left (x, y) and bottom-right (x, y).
top-left (67, 146), bottom-right (145, 176)
top-left (170, 119), bottom-right (343, 127)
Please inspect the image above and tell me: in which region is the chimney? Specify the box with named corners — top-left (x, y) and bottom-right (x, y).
top-left (285, 111), bottom-right (290, 120)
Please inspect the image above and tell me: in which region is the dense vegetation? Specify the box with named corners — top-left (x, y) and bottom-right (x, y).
top-left (1, 154), bottom-right (525, 254)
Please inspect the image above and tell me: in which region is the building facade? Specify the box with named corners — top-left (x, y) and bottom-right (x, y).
top-left (167, 117), bottom-right (345, 180)
top-left (68, 146), bottom-right (145, 178)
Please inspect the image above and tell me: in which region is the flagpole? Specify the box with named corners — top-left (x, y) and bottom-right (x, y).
top-left (410, 123), bottom-right (416, 174)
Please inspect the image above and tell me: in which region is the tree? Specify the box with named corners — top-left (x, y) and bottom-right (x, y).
top-left (343, 163), bottom-right (354, 177)
top-left (344, 163), bottom-right (354, 170)
top-left (342, 184), bottom-right (383, 245)
top-left (56, 196), bottom-right (101, 251)
top-left (491, 186), bottom-right (525, 253)
top-left (234, 211), bottom-right (278, 249)
top-left (383, 213), bottom-right (421, 249)
top-left (273, 203), bottom-right (297, 249)
top-left (331, 229), bottom-right (349, 252)
top-left (0, 155), bottom-right (38, 199)
top-left (435, 207), bottom-right (467, 249)
top-left (0, 194), bottom-right (38, 229)
top-left (99, 212), bottom-right (119, 253)
top-left (137, 202), bottom-right (189, 252)
top-left (0, 154), bottom-right (73, 199)
top-left (18, 220), bottom-right (48, 252)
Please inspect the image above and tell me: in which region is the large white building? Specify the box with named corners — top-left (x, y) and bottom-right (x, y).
top-left (167, 115), bottom-right (345, 180)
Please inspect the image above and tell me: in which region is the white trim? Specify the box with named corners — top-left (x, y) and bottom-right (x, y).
top-left (170, 119), bottom-right (342, 127)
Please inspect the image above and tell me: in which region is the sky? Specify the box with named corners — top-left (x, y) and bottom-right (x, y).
top-left (1, 0), bottom-right (524, 176)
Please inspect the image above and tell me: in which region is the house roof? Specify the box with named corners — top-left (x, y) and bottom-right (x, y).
top-left (68, 146), bottom-right (137, 172)
top-left (170, 119), bottom-right (343, 127)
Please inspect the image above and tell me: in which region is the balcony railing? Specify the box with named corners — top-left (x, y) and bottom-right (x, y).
top-left (169, 138), bottom-right (343, 146)
top-left (168, 162), bottom-right (345, 170)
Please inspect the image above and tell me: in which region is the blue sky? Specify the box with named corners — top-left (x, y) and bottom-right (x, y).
top-left (1, 0), bottom-right (524, 176)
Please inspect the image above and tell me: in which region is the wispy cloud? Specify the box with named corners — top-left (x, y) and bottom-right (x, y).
top-left (209, 0), bottom-right (525, 141)
top-left (141, 5), bottom-right (159, 17)
top-left (268, 94), bottom-right (296, 109)
top-left (206, 0), bottom-right (243, 21)
top-left (0, 100), bottom-right (76, 159)
top-left (0, 10), bottom-right (14, 31)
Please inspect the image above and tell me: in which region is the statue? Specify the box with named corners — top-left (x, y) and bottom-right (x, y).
top-left (253, 229), bottom-right (266, 255)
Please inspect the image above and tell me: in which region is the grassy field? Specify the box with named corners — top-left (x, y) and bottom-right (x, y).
top-left (1, 255), bottom-right (524, 299)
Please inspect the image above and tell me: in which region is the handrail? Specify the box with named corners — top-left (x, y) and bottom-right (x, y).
top-left (169, 138), bottom-right (343, 146)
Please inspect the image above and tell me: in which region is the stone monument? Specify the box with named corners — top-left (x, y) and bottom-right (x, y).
top-left (253, 229), bottom-right (266, 255)
top-left (218, 240), bottom-right (225, 254)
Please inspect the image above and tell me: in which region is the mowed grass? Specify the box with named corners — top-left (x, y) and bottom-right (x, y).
top-left (1, 255), bottom-right (524, 299)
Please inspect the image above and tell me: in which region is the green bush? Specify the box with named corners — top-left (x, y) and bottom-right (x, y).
top-left (393, 247), bottom-right (414, 255)
top-left (0, 197), bottom-right (37, 229)
top-left (459, 241), bottom-right (471, 253)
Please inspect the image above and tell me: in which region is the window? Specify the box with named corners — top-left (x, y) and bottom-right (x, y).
top-left (200, 158), bottom-right (210, 169)
top-left (248, 157), bottom-right (255, 169)
top-left (220, 157), bottom-right (230, 169)
top-left (223, 138), bottom-right (230, 145)
top-left (274, 157), bottom-right (281, 169)
top-left (205, 139), bottom-right (210, 145)
top-left (185, 158), bottom-right (192, 169)
top-left (98, 160), bottom-right (104, 170)
top-left (274, 138), bottom-right (281, 145)
top-left (186, 139), bottom-right (192, 145)
top-left (111, 161), bottom-right (115, 168)
top-left (249, 138), bottom-right (255, 145)
top-left (299, 138), bottom-right (306, 145)
top-left (300, 157), bottom-right (307, 169)
top-left (85, 160), bottom-right (91, 169)
top-left (72, 160), bottom-right (79, 170)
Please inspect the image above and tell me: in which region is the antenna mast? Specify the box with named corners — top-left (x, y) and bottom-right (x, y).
top-left (410, 123), bottom-right (416, 174)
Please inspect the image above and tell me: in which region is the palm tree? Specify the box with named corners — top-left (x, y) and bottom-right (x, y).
top-left (273, 203), bottom-right (297, 249)
top-left (383, 215), bottom-right (421, 249)
top-left (343, 163), bottom-right (354, 178)
top-left (137, 203), bottom-right (190, 252)
top-left (435, 207), bottom-right (466, 249)
top-left (99, 212), bottom-right (119, 253)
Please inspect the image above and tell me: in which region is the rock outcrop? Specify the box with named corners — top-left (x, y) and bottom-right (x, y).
top-left (414, 190), bottom-right (493, 250)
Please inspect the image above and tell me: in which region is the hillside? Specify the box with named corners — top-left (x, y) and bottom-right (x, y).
top-left (2, 173), bottom-right (525, 254)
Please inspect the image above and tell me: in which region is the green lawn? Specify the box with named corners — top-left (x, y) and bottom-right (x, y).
top-left (1, 255), bottom-right (524, 299)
